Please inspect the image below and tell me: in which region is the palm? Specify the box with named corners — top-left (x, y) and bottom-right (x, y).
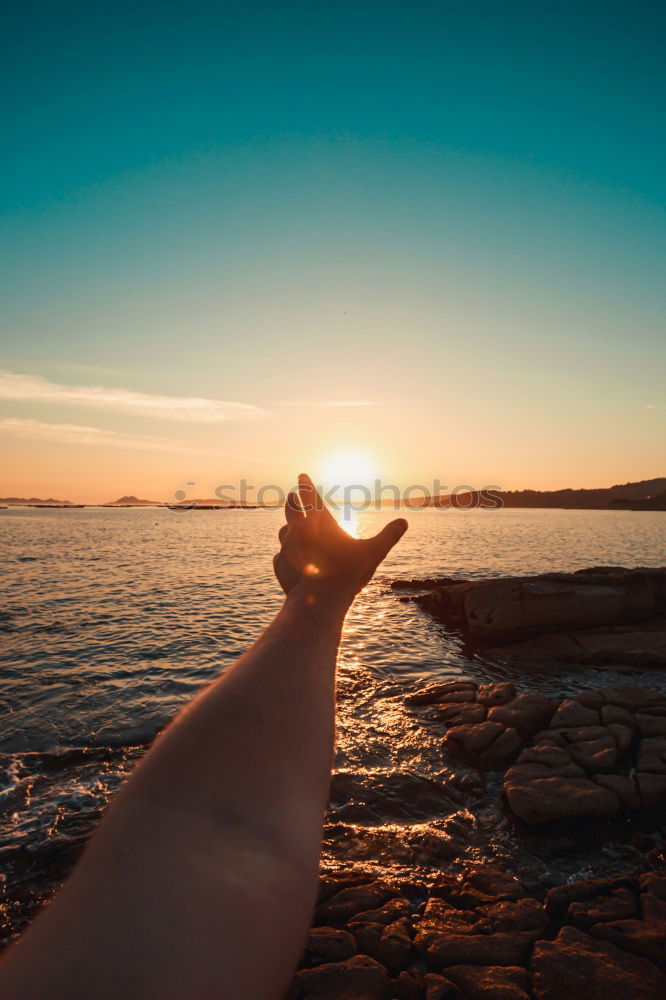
top-left (273, 474), bottom-right (407, 601)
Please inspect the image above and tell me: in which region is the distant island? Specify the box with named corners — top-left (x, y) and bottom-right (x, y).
top-left (1, 478), bottom-right (665, 510)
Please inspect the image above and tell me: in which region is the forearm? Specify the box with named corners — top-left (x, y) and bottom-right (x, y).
top-left (1, 585), bottom-right (347, 1000)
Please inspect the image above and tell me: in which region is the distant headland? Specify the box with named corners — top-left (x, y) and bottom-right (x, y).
top-left (1, 477), bottom-right (664, 510)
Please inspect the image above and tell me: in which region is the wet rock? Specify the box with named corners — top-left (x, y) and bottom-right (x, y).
top-left (481, 898), bottom-right (547, 934)
top-left (504, 768), bottom-right (620, 823)
top-left (477, 683), bottom-right (516, 707)
top-left (349, 897), bottom-right (412, 927)
top-left (529, 925), bottom-right (665, 999)
top-left (433, 703), bottom-right (487, 725)
top-left (446, 964), bottom-right (531, 1000)
top-left (488, 695), bottom-right (557, 739)
top-left (316, 882), bottom-right (396, 925)
top-left (406, 682), bottom-right (477, 707)
top-left (302, 927), bottom-right (357, 966)
top-left (444, 722), bottom-right (506, 757)
top-left (420, 932), bottom-right (536, 970)
top-left (287, 954), bottom-right (391, 999)
top-left (318, 871), bottom-right (369, 903)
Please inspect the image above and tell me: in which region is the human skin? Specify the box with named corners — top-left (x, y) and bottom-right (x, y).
top-left (0, 473), bottom-right (407, 1000)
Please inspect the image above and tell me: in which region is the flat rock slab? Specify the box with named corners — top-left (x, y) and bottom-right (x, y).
top-left (401, 566), bottom-right (666, 664)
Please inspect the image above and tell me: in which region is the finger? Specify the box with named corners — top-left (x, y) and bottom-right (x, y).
top-left (371, 518), bottom-right (408, 560)
top-left (285, 491), bottom-right (304, 525)
top-left (298, 472), bottom-right (335, 523)
top-left (278, 523), bottom-right (289, 543)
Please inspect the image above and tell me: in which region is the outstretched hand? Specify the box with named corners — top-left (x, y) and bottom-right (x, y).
top-left (274, 473), bottom-right (408, 607)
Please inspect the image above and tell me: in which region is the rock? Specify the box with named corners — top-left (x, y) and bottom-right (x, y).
top-left (390, 970), bottom-right (421, 1000)
top-left (635, 713), bottom-right (666, 737)
top-left (515, 744), bottom-right (585, 778)
top-left (378, 918), bottom-right (412, 974)
top-left (424, 973), bottom-right (464, 999)
top-left (590, 918), bottom-right (666, 964)
top-left (476, 727), bottom-right (524, 769)
top-left (529, 926), bottom-right (665, 999)
top-left (461, 866), bottom-right (525, 903)
top-left (504, 766), bottom-right (620, 823)
top-left (287, 954), bottom-right (391, 999)
top-left (637, 736), bottom-right (666, 773)
top-left (317, 871), bottom-right (370, 902)
top-left (639, 873), bottom-right (666, 900)
top-left (406, 682), bottom-right (477, 707)
top-left (481, 898), bottom-right (547, 934)
top-left (444, 722), bottom-right (506, 756)
top-left (349, 897), bottom-right (412, 927)
top-left (594, 773), bottom-right (641, 809)
top-left (446, 965), bottom-right (531, 999)
top-left (477, 683), bottom-right (516, 707)
top-left (636, 771), bottom-right (666, 805)
top-left (352, 922), bottom-right (384, 961)
top-left (316, 883), bottom-right (395, 925)
top-left (550, 699), bottom-right (601, 728)
top-left (504, 769), bottom-right (620, 823)
top-left (566, 887), bottom-right (638, 929)
top-left (488, 695), bottom-right (557, 738)
top-left (601, 704), bottom-right (636, 728)
top-left (412, 569), bottom-right (666, 664)
top-left (421, 932), bottom-right (536, 970)
top-left (434, 703), bottom-right (487, 725)
top-left (302, 927), bottom-right (358, 967)
top-left (545, 878), bottom-right (636, 917)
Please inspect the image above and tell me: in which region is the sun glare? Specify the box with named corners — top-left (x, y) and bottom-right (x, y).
top-left (321, 449), bottom-right (376, 490)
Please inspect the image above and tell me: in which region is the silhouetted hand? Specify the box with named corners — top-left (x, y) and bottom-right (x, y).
top-left (273, 473), bottom-right (408, 606)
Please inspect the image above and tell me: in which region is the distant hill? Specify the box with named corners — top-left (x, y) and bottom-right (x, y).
top-left (103, 495), bottom-right (159, 506)
top-left (380, 478), bottom-right (666, 510)
top-left (0, 496), bottom-right (76, 506)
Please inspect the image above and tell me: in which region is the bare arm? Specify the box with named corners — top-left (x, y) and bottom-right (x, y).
top-left (0, 474), bottom-right (407, 1000)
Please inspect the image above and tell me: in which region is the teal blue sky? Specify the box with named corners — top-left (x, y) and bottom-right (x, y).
top-left (1, 0), bottom-right (664, 501)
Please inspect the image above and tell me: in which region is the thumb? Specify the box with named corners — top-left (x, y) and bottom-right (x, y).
top-left (371, 518), bottom-right (408, 560)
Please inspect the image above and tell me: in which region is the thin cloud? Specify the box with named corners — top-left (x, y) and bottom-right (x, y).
top-left (0, 370), bottom-right (269, 423)
top-left (280, 400), bottom-right (379, 408)
top-left (0, 417), bottom-right (215, 455)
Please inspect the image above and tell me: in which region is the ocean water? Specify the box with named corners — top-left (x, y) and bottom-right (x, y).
top-left (1, 505), bottom-right (666, 942)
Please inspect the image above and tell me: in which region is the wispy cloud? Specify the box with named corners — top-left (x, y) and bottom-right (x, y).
top-left (280, 400), bottom-right (379, 408)
top-left (0, 370), bottom-right (269, 423)
top-left (0, 417), bottom-right (215, 454)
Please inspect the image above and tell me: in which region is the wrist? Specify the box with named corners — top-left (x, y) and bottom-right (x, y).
top-left (284, 579), bottom-right (353, 623)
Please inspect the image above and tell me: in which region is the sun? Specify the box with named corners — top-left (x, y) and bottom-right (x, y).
top-left (320, 449), bottom-right (377, 491)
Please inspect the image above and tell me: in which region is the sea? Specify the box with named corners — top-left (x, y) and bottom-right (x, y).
top-left (1, 505), bottom-right (665, 943)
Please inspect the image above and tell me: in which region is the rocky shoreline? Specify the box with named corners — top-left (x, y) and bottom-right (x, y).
top-left (287, 674), bottom-right (666, 999)
top-left (284, 568), bottom-right (666, 998)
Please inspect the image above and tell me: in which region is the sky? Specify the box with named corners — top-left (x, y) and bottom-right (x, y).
top-left (1, 0), bottom-right (664, 503)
